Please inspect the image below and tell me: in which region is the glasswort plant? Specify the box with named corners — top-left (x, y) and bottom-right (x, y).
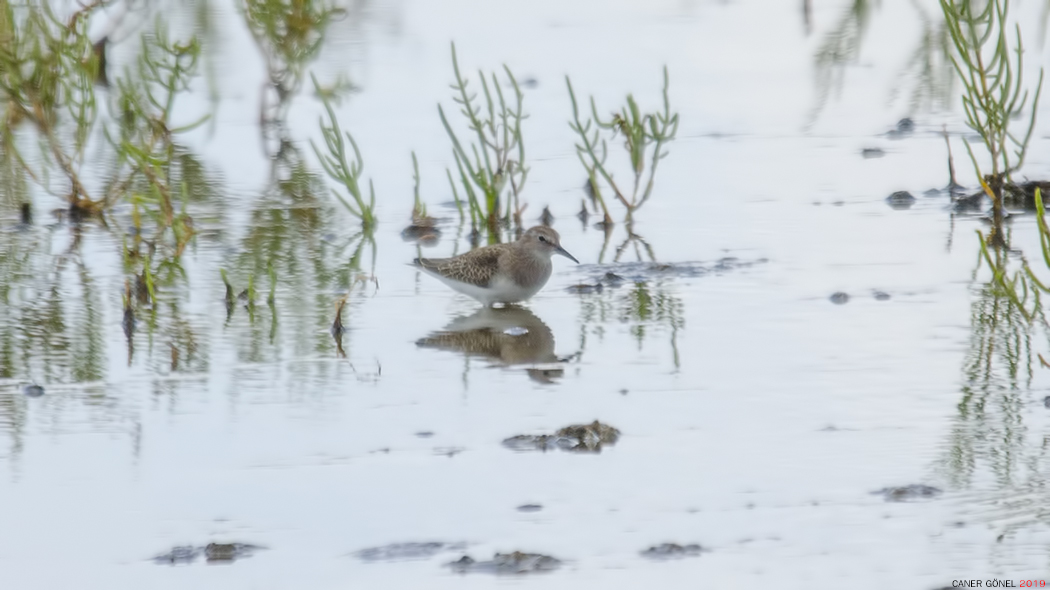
top-left (439, 42), bottom-right (527, 241)
top-left (940, 0), bottom-right (1044, 246)
top-left (566, 66), bottom-right (679, 227)
top-left (309, 73), bottom-right (377, 228)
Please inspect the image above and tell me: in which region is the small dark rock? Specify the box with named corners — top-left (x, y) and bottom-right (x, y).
top-left (19, 202), bottom-right (32, 225)
top-left (1043, 396), bottom-right (1050, 409)
top-left (874, 484), bottom-right (942, 502)
top-left (449, 551), bottom-right (561, 575)
top-left (520, 77), bottom-right (539, 89)
top-left (516, 504), bottom-right (543, 512)
top-left (640, 543), bottom-right (705, 559)
top-left (23, 384), bottom-right (44, 398)
top-left (203, 542), bottom-right (262, 563)
top-left (450, 555), bottom-right (475, 569)
top-left (873, 291), bottom-right (891, 301)
top-left (503, 420), bottom-right (620, 453)
top-left (601, 272), bottom-right (626, 286)
top-left (886, 191), bottom-right (916, 209)
top-left (401, 225), bottom-right (441, 246)
top-left (415, 431), bottom-right (434, 438)
top-left (829, 292), bottom-right (850, 305)
top-left (887, 118), bottom-right (915, 138)
top-left (952, 191), bottom-right (984, 212)
top-left (861, 147), bottom-right (885, 159)
top-left (923, 188), bottom-right (943, 197)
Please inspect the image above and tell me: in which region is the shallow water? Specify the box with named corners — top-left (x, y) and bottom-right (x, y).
top-left (3, 0), bottom-right (1050, 587)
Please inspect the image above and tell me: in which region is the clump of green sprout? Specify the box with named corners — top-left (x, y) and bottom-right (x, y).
top-left (439, 42), bottom-right (528, 241)
top-left (566, 66), bottom-right (679, 227)
top-left (940, 0), bottom-right (1043, 247)
top-left (309, 73), bottom-right (377, 228)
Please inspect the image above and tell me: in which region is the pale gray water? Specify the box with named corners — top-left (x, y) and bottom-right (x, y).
top-left (3, 0), bottom-right (1050, 587)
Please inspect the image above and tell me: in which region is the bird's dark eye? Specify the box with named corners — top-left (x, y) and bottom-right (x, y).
top-left (538, 236), bottom-right (547, 242)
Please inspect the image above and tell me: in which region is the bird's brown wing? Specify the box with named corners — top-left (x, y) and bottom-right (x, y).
top-left (414, 246), bottom-right (506, 288)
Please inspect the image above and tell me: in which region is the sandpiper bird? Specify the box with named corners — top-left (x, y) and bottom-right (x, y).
top-left (413, 226), bottom-right (578, 306)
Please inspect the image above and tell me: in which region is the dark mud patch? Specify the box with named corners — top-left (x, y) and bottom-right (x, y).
top-left (829, 292), bottom-right (850, 304)
top-left (152, 542), bottom-right (264, 565)
top-left (886, 191), bottom-right (916, 210)
top-left (401, 224), bottom-right (441, 246)
top-left (355, 541), bottom-right (466, 562)
top-left (448, 551), bottom-right (562, 575)
top-left (640, 543), bottom-right (706, 560)
top-left (575, 257), bottom-right (766, 284)
top-left (503, 420), bottom-right (620, 453)
top-left (873, 484), bottom-right (942, 502)
top-left (886, 117), bottom-right (914, 138)
top-left (952, 180), bottom-right (1050, 211)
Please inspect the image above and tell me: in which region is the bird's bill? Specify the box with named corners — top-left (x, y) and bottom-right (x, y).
top-left (555, 245), bottom-right (580, 263)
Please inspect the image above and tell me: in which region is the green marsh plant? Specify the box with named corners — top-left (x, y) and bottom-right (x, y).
top-left (439, 42), bottom-right (527, 241)
top-left (309, 74), bottom-right (376, 229)
top-left (0, 0), bottom-right (104, 213)
top-left (566, 66), bottom-right (679, 227)
top-left (941, 0), bottom-right (1044, 247)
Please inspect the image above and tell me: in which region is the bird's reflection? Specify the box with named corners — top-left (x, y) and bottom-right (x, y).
top-left (416, 306), bottom-right (564, 383)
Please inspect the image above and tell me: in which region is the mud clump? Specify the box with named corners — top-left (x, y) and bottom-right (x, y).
top-left (204, 542), bottom-right (258, 562)
top-left (502, 420), bottom-right (620, 453)
top-left (23, 384), bottom-right (44, 398)
top-left (640, 543), bottom-right (706, 559)
top-left (829, 292), bottom-right (850, 305)
top-left (886, 191), bottom-right (916, 210)
top-left (401, 224), bottom-right (441, 246)
top-left (952, 191), bottom-right (984, 212)
top-left (448, 551), bottom-right (561, 575)
top-left (356, 541), bottom-right (466, 562)
top-left (153, 542), bottom-right (263, 565)
top-left (873, 484), bottom-right (942, 502)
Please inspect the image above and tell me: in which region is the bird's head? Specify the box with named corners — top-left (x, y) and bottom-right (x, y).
top-left (521, 226), bottom-right (578, 263)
